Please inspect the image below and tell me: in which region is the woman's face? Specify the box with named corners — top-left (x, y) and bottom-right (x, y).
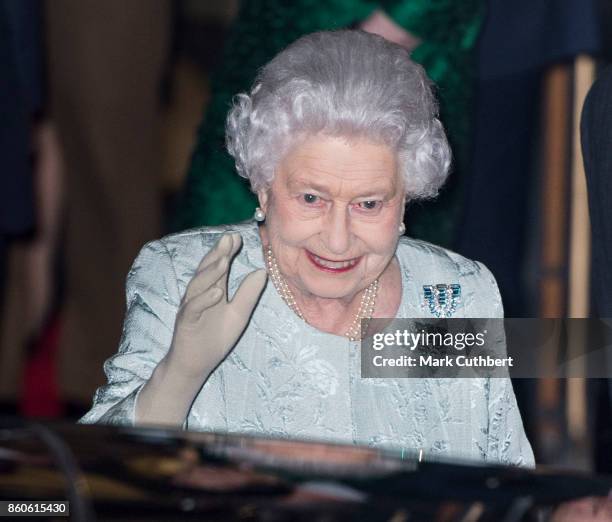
top-left (258, 134), bottom-right (406, 302)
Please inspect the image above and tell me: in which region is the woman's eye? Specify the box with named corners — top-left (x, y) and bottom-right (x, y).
top-left (358, 200), bottom-right (381, 210)
top-left (303, 193), bottom-right (319, 204)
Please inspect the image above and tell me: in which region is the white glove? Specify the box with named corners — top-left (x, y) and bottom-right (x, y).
top-left (136, 232), bottom-right (267, 426)
top-left (167, 232), bottom-right (267, 378)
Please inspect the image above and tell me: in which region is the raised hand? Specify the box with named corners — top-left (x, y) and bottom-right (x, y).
top-left (167, 232), bottom-right (268, 380)
top-left (135, 232), bottom-right (267, 426)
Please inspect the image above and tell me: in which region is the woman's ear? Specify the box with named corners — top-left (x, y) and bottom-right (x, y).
top-left (257, 189), bottom-right (269, 213)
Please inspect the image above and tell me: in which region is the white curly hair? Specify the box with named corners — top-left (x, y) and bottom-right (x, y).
top-left (225, 30), bottom-right (451, 200)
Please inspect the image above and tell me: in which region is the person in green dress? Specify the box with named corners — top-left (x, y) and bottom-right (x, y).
top-left (174, 0), bottom-right (484, 247)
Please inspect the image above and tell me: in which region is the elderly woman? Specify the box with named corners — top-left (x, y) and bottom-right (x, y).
top-left (81, 30), bottom-right (533, 467)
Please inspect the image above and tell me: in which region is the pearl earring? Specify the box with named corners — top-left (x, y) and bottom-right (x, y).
top-left (398, 222), bottom-right (406, 235)
top-left (254, 207), bottom-right (266, 222)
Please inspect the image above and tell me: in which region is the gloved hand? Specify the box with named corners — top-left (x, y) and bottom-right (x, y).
top-left (167, 232), bottom-right (268, 379)
top-left (136, 232), bottom-right (267, 426)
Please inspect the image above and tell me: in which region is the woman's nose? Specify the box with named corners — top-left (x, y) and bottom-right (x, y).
top-left (323, 205), bottom-right (351, 256)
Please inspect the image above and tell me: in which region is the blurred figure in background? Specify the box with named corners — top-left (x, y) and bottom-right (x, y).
top-left (582, 67), bottom-right (612, 321)
top-left (581, 65), bottom-right (612, 474)
top-left (0, 0), bottom-right (40, 304)
top-left (45, 0), bottom-right (171, 409)
top-left (456, 0), bottom-right (600, 317)
top-left (174, 0), bottom-right (485, 248)
top-left (0, 0), bottom-right (43, 410)
top-left (453, 0), bottom-right (600, 467)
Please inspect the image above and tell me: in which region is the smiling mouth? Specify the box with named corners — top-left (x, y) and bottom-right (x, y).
top-left (306, 250), bottom-right (361, 272)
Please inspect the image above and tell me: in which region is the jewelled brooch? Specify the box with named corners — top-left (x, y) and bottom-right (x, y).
top-left (422, 284), bottom-right (461, 318)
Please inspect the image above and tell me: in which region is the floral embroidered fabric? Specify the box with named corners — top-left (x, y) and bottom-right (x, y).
top-left (80, 220), bottom-right (534, 468)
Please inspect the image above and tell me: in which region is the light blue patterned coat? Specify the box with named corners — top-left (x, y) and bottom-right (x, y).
top-left (81, 220), bottom-right (534, 467)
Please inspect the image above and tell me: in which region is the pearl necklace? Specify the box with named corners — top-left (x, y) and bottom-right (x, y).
top-left (265, 245), bottom-right (379, 341)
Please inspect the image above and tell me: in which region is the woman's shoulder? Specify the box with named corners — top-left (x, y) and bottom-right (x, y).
top-left (396, 236), bottom-right (503, 317)
top-left (133, 220), bottom-right (264, 292)
top-left (142, 220), bottom-right (262, 266)
top-left (157, 220), bottom-right (260, 251)
top-left (396, 236), bottom-right (489, 277)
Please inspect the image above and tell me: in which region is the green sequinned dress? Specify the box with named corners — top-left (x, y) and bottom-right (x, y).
top-left (174, 0), bottom-right (484, 247)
